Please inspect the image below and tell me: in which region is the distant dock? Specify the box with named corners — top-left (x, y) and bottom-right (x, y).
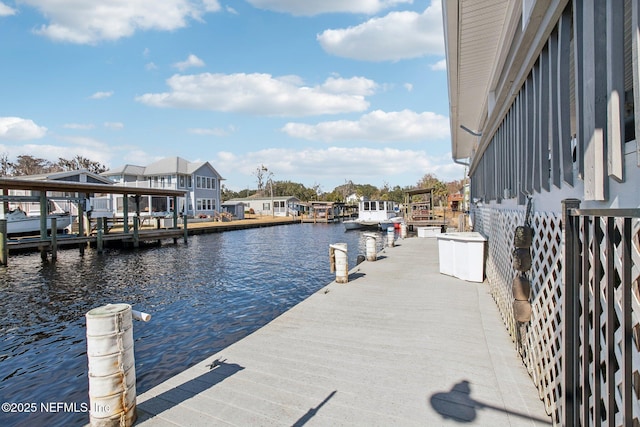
top-left (134, 237), bottom-right (551, 426)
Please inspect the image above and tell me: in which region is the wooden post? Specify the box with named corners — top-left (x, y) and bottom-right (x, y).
top-left (39, 193), bottom-right (48, 260)
top-left (123, 194), bottom-right (129, 233)
top-left (0, 219), bottom-right (7, 266)
top-left (133, 216), bottom-right (139, 248)
top-left (97, 218), bottom-right (104, 253)
top-left (50, 217), bottom-right (57, 261)
top-left (183, 214), bottom-right (188, 244)
top-left (78, 198), bottom-right (85, 256)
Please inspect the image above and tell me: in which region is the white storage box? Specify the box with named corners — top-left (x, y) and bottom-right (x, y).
top-left (436, 232), bottom-right (487, 282)
top-left (417, 226), bottom-right (442, 238)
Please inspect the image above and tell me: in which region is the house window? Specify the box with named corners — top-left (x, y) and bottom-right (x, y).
top-left (179, 176), bottom-right (185, 188)
top-left (187, 176), bottom-right (192, 188)
top-left (263, 203), bottom-right (270, 211)
top-left (197, 176), bottom-right (201, 188)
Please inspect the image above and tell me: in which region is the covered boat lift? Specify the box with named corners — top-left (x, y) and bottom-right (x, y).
top-left (0, 177), bottom-right (188, 265)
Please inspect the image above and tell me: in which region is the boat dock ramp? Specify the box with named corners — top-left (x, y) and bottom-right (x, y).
top-left (134, 237), bottom-right (551, 426)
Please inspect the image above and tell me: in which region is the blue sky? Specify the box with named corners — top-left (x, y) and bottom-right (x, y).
top-left (0, 0), bottom-right (463, 192)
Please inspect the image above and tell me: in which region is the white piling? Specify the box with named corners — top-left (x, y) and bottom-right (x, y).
top-left (400, 222), bottom-right (407, 239)
top-left (386, 226), bottom-right (395, 247)
top-left (363, 233), bottom-right (377, 261)
top-left (86, 303), bottom-right (137, 427)
top-left (329, 243), bottom-right (349, 283)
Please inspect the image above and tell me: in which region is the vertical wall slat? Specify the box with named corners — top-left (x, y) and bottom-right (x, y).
top-left (549, 26), bottom-right (561, 189)
top-left (573, 0), bottom-right (585, 180)
top-left (606, 1), bottom-right (625, 182)
top-left (526, 75), bottom-right (535, 195)
top-left (533, 63), bottom-right (542, 193)
top-left (581, 0), bottom-right (608, 201)
top-left (540, 44), bottom-right (551, 192)
top-left (559, 7), bottom-right (574, 186)
top-left (632, 0), bottom-right (640, 166)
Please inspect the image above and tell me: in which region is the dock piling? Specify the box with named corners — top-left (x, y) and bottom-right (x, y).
top-left (386, 226), bottom-right (395, 247)
top-left (86, 304), bottom-right (138, 427)
top-left (363, 232), bottom-right (377, 261)
top-left (0, 219), bottom-right (7, 266)
top-left (51, 218), bottom-right (57, 261)
top-left (97, 218), bottom-right (104, 253)
top-left (329, 243), bottom-right (348, 283)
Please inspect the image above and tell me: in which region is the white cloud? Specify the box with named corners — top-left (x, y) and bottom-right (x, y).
top-left (136, 73), bottom-right (375, 116)
top-left (188, 127), bottom-right (234, 136)
top-left (145, 62), bottom-right (158, 71)
top-left (430, 59), bottom-right (446, 71)
top-left (90, 91), bottom-right (113, 100)
top-left (317, 1), bottom-right (443, 61)
top-left (281, 109), bottom-right (449, 142)
top-left (0, 2), bottom-right (16, 16)
top-left (404, 83), bottom-right (413, 92)
top-left (245, 0), bottom-right (412, 16)
top-left (173, 54), bottom-right (205, 71)
top-left (20, 0), bottom-right (221, 44)
top-left (104, 122), bottom-right (124, 129)
top-left (226, 6), bottom-right (238, 14)
top-left (213, 146), bottom-right (465, 190)
top-left (0, 117), bottom-right (47, 140)
top-left (64, 123), bottom-right (95, 130)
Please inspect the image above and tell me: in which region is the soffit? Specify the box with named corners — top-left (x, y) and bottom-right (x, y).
top-left (445, 0), bottom-right (513, 160)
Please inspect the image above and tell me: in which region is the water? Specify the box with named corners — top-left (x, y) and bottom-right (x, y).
top-left (0, 223), bottom-right (389, 426)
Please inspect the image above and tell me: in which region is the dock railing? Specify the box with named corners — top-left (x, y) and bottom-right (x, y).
top-left (561, 199), bottom-right (639, 426)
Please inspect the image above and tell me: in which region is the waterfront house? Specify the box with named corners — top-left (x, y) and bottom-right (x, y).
top-left (444, 1), bottom-right (639, 425)
top-left (3, 169), bottom-right (113, 216)
top-left (102, 157), bottom-right (223, 218)
top-left (226, 196), bottom-right (300, 217)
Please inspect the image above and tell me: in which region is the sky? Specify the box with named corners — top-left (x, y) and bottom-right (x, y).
top-left (0, 0), bottom-right (464, 192)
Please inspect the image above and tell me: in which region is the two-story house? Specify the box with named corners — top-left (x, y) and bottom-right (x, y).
top-left (102, 156), bottom-right (224, 217)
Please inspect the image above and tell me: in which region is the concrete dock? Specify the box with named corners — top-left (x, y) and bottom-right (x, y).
top-left (134, 236), bottom-right (552, 426)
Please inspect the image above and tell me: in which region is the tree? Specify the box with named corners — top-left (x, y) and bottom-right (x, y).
top-left (10, 155), bottom-right (56, 176)
top-left (253, 164), bottom-right (272, 192)
top-left (58, 155), bottom-right (107, 174)
top-left (416, 173), bottom-right (448, 206)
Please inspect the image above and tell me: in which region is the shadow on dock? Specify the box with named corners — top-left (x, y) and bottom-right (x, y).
top-left (429, 380), bottom-right (552, 424)
top-left (136, 359), bottom-right (244, 422)
top-left (292, 390), bottom-right (337, 427)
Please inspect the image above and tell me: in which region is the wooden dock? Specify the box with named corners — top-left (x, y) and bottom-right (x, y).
top-left (134, 237), bottom-right (551, 426)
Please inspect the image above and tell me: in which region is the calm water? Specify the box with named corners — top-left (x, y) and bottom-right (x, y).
top-left (0, 223), bottom-right (389, 426)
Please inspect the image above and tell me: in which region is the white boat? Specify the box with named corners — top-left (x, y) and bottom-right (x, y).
top-left (344, 200), bottom-right (402, 231)
top-left (3, 209), bottom-right (73, 236)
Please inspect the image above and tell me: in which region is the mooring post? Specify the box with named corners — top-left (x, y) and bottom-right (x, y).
top-left (363, 233), bottom-right (377, 261)
top-left (0, 219), bottom-right (7, 266)
top-left (50, 217), bottom-right (57, 261)
top-left (78, 198), bottom-right (85, 256)
top-left (386, 226), bottom-right (395, 247)
top-left (123, 195), bottom-right (129, 234)
top-left (183, 214), bottom-right (188, 244)
top-left (329, 243), bottom-right (348, 283)
top-left (133, 217), bottom-right (139, 248)
top-left (97, 218), bottom-right (104, 253)
top-left (85, 304), bottom-right (150, 427)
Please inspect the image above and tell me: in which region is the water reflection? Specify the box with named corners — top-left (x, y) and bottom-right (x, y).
top-left (0, 223), bottom-right (389, 426)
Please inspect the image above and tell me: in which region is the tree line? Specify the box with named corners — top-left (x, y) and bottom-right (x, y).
top-left (0, 154), bottom-right (108, 176)
top-left (223, 166), bottom-right (468, 206)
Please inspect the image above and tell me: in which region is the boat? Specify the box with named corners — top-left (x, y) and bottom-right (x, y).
top-left (3, 208), bottom-right (73, 236)
top-left (343, 200), bottom-right (402, 231)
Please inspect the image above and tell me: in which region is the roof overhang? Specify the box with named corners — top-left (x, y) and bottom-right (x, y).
top-left (443, 0), bottom-right (518, 161)
top-left (0, 178), bottom-right (187, 197)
